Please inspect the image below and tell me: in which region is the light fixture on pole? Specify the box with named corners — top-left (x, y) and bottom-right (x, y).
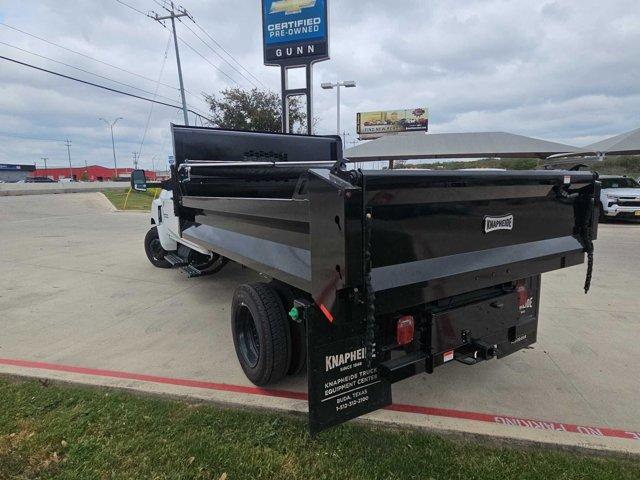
top-left (321, 80), bottom-right (356, 144)
top-left (99, 117), bottom-right (123, 179)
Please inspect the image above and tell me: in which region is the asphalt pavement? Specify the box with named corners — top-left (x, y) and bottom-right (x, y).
top-left (0, 192), bottom-right (638, 455)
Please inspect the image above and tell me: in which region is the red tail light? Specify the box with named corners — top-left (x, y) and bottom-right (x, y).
top-left (396, 315), bottom-right (415, 346)
top-left (516, 279), bottom-right (529, 309)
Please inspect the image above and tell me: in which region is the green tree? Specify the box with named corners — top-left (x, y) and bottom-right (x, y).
top-left (203, 87), bottom-right (310, 134)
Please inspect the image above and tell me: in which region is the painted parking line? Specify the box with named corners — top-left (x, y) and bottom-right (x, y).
top-left (1, 357), bottom-right (638, 442)
top-left (0, 357), bottom-right (307, 401)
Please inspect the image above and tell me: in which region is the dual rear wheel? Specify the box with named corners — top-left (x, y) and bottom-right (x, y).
top-left (145, 227), bottom-right (305, 386)
top-left (231, 282), bottom-right (306, 386)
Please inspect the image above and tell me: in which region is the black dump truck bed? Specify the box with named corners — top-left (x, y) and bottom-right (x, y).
top-left (168, 125), bottom-right (599, 433)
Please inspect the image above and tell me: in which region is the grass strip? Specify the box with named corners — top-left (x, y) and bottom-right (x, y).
top-left (0, 378), bottom-right (638, 480)
top-left (102, 189), bottom-right (159, 211)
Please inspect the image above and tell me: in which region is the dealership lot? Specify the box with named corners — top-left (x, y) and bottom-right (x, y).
top-left (0, 192), bottom-right (639, 454)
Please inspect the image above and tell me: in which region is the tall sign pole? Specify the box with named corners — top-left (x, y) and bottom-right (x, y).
top-left (262, 0), bottom-right (330, 135)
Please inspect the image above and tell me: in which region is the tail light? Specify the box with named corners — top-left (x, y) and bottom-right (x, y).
top-left (516, 279), bottom-right (529, 310)
top-left (396, 315), bottom-right (415, 346)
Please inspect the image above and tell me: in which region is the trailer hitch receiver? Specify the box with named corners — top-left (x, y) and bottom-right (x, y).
top-left (473, 341), bottom-right (498, 360)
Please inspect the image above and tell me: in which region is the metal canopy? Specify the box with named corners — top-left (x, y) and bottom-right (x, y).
top-left (582, 127), bottom-right (640, 155)
top-left (344, 131), bottom-right (584, 161)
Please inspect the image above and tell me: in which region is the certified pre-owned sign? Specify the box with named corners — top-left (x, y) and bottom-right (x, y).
top-left (262, 0), bottom-right (329, 65)
top-left (484, 214), bottom-right (514, 233)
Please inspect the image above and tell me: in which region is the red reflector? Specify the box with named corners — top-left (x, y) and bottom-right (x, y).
top-left (396, 315), bottom-right (415, 346)
top-left (319, 303), bottom-right (334, 323)
top-left (443, 350), bottom-right (454, 363)
top-left (516, 279), bottom-right (528, 308)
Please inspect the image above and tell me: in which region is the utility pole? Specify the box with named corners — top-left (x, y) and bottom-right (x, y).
top-left (153, 2), bottom-right (190, 126)
top-left (64, 139), bottom-right (73, 180)
top-left (100, 117), bottom-right (123, 179)
top-left (132, 152), bottom-right (139, 169)
top-left (41, 157), bottom-right (48, 179)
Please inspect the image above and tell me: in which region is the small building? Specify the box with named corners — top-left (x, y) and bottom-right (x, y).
top-left (0, 163), bottom-right (36, 182)
top-left (32, 165), bottom-right (157, 182)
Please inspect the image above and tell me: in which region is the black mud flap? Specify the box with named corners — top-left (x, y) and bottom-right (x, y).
top-left (307, 309), bottom-right (392, 435)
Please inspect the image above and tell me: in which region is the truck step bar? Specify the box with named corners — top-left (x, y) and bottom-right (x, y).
top-left (181, 264), bottom-right (205, 278)
top-left (163, 253), bottom-right (188, 267)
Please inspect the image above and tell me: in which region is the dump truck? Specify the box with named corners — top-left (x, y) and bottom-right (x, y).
top-left (142, 125), bottom-right (599, 433)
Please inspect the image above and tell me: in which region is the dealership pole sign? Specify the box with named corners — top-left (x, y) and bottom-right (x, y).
top-left (262, 0), bottom-right (330, 134)
top-left (262, 0), bottom-right (329, 65)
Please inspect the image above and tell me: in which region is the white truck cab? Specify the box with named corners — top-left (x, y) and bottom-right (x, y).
top-left (599, 175), bottom-right (640, 219)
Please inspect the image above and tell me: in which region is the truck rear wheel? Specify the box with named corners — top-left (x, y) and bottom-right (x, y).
top-left (269, 280), bottom-right (307, 376)
top-left (144, 227), bottom-right (172, 268)
top-left (231, 283), bottom-right (291, 386)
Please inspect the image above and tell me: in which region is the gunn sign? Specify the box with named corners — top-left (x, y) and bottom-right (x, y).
top-left (262, 0), bottom-right (329, 65)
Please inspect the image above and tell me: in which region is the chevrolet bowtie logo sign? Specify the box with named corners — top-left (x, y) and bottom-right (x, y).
top-left (270, 0), bottom-right (316, 15)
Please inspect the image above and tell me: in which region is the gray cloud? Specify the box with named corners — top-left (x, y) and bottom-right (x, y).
top-left (0, 0), bottom-right (638, 169)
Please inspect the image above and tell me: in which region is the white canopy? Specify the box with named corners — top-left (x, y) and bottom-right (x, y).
top-left (345, 131), bottom-right (586, 161)
top-left (583, 127), bottom-right (640, 155)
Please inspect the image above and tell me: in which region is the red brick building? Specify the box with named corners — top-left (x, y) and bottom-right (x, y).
top-left (32, 165), bottom-right (157, 182)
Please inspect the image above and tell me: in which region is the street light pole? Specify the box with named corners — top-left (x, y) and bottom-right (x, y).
top-left (321, 80), bottom-right (356, 145)
top-left (100, 117), bottom-right (123, 179)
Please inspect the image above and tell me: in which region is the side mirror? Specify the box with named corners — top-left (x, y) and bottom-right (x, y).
top-left (130, 169), bottom-right (147, 192)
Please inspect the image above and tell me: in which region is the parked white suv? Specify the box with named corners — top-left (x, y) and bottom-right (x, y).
top-left (599, 175), bottom-right (640, 220)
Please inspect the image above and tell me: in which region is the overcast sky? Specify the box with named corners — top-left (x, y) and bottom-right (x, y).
top-left (0, 0), bottom-right (639, 170)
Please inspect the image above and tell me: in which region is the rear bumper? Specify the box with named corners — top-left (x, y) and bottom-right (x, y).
top-left (382, 277), bottom-right (540, 383)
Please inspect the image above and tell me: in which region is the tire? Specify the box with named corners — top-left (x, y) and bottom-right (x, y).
top-left (144, 227), bottom-right (172, 268)
top-left (231, 283), bottom-right (291, 386)
top-left (270, 280), bottom-right (307, 376)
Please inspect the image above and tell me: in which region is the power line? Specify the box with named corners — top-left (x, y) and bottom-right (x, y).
top-left (153, 0), bottom-right (264, 87)
top-left (189, 16), bottom-right (265, 88)
top-left (0, 54), bottom-right (212, 120)
top-left (177, 17), bottom-right (260, 88)
top-left (0, 132), bottom-right (62, 142)
top-left (0, 21), bottom-right (188, 95)
top-left (138, 34), bottom-right (172, 159)
top-left (0, 40), bottom-right (183, 106)
top-left (109, 0), bottom-right (202, 109)
top-left (117, 2), bottom-right (245, 89)
top-left (174, 32), bottom-right (241, 87)
top-left (114, 0), bottom-right (148, 16)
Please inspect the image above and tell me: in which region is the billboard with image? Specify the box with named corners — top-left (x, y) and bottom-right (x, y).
top-left (357, 108), bottom-right (429, 140)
